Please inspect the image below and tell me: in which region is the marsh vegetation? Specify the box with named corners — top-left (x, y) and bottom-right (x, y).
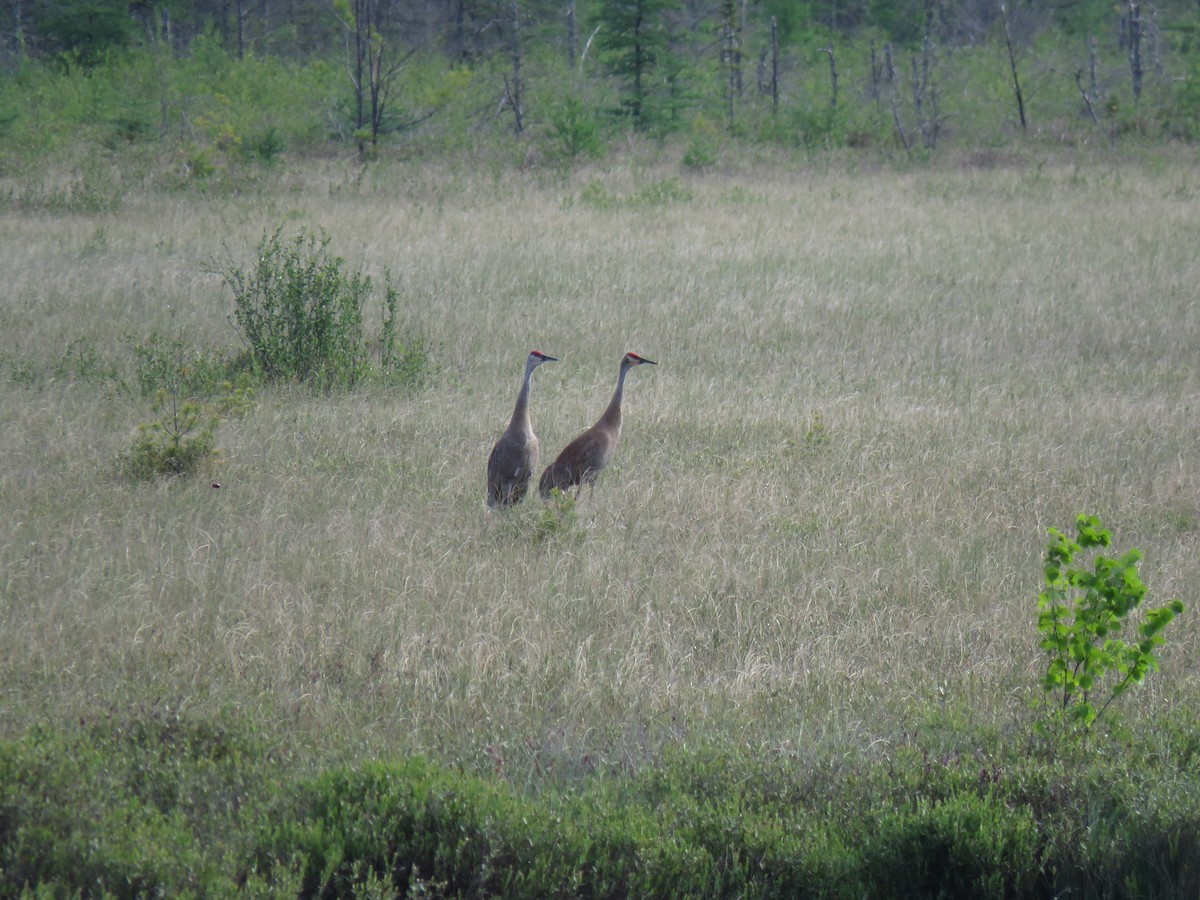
top-left (2, 150), bottom-right (1200, 894)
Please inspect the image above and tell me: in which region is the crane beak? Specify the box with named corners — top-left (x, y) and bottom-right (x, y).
top-left (637, 356), bottom-right (657, 366)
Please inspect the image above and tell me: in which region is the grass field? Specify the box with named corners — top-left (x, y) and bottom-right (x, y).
top-left (3, 146), bottom-right (1199, 793)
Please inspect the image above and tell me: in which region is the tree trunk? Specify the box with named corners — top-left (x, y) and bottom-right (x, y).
top-left (999, 2), bottom-right (1027, 132)
top-left (566, 0), bottom-right (576, 69)
top-left (770, 16), bottom-right (779, 116)
top-left (1128, 1), bottom-right (1143, 100)
top-left (821, 46), bottom-right (837, 110)
top-left (510, 0), bottom-right (524, 134)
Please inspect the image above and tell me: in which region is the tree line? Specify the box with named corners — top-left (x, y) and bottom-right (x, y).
top-left (4, 0), bottom-right (1200, 160)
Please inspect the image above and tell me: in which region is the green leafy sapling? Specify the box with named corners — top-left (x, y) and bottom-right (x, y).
top-left (1037, 514), bottom-right (1184, 733)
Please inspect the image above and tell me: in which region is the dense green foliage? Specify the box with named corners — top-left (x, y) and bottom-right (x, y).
top-left (4, 708), bottom-right (1200, 897)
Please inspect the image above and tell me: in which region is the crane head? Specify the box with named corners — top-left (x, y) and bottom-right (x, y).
top-left (623, 352), bottom-right (657, 367)
top-left (529, 350), bottom-right (559, 363)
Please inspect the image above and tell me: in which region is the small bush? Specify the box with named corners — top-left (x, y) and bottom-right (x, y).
top-left (376, 277), bottom-right (432, 388)
top-left (51, 335), bottom-right (121, 385)
top-left (247, 126), bottom-right (285, 162)
top-left (862, 792), bottom-right (1041, 896)
top-left (220, 227), bottom-right (361, 388)
top-left (219, 226), bottom-right (427, 390)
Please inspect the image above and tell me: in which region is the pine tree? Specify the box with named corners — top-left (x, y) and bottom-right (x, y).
top-left (595, 0), bottom-right (679, 130)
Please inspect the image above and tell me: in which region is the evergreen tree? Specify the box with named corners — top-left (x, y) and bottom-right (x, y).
top-left (595, 0), bottom-right (679, 129)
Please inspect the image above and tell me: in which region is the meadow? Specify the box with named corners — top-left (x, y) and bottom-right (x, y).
top-left (3, 146), bottom-right (1200, 893)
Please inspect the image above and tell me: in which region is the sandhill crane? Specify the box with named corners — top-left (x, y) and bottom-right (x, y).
top-left (539, 352), bottom-right (657, 500)
top-left (487, 350), bottom-right (558, 509)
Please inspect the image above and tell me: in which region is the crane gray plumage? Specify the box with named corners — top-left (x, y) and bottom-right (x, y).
top-left (538, 352), bottom-right (657, 499)
top-left (487, 350), bottom-right (558, 508)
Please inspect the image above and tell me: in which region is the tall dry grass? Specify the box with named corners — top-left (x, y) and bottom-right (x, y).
top-left (2, 153), bottom-right (1199, 777)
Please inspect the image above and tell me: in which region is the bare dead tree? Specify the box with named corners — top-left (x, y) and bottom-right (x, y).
top-left (738, 0), bottom-right (748, 95)
top-left (233, 0), bottom-right (246, 59)
top-left (1074, 35), bottom-right (1100, 125)
top-left (1074, 70), bottom-right (1099, 124)
top-left (337, 0), bottom-right (421, 158)
top-left (906, 7), bottom-right (943, 152)
top-left (910, 54), bottom-right (923, 123)
top-left (910, 0), bottom-right (944, 149)
top-left (1128, 1), bottom-right (1143, 100)
top-left (999, 1), bottom-right (1027, 131)
top-left (566, 0), bottom-right (576, 69)
top-left (820, 46), bottom-right (838, 110)
top-left (508, 0), bottom-right (524, 134)
top-left (881, 41), bottom-right (910, 152)
top-left (1088, 35), bottom-right (1098, 99)
top-left (578, 24), bottom-right (600, 72)
top-left (1148, 4), bottom-right (1164, 82)
top-left (892, 102), bottom-right (912, 152)
top-left (770, 16), bottom-right (779, 116)
top-left (721, 0), bottom-right (742, 130)
top-left (870, 40), bottom-right (880, 99)
top-left (7, 0), bottom-right (27, 61)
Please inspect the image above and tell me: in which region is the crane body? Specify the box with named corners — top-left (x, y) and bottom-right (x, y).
top-left (487, 350), bottom-right (558, 508)
top-left (539, 352), bottom-right (656, 499)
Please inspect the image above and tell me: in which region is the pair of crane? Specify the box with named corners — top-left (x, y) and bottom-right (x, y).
top-left (486, 350), bottom-right (658, 509)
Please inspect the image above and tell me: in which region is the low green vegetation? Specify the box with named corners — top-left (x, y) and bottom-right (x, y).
top-left (3, 703), bottom-right (1200, 897)
top-left (113, 223), bottom-right (431, 481)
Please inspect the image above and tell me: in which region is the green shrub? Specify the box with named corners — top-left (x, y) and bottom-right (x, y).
top-left (258, 757), bottom-right (534, 898)
top-left (627, 176), bottom-right (694, 206)
top-left (533, 488), bottom-right (581, 544)
top-left (9, 718), bottom-right (1200, 897)
top-left (376, 276), bottom-right (432, 388)
top-left (50, 335), bottom-right (121, 384)
top-left (247, 126), bottom-right (286, 162)
top-left (218, 226), bottom-right (429, 391)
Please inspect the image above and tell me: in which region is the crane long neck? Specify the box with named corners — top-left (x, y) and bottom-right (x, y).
top-left (598, 362), bottom-right (631, 431)
top-left (510, 362), bottom-right (537, 431)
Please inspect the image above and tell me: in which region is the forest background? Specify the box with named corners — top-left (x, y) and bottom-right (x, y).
top-left (4, 0), bottom-right (1200, 174)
